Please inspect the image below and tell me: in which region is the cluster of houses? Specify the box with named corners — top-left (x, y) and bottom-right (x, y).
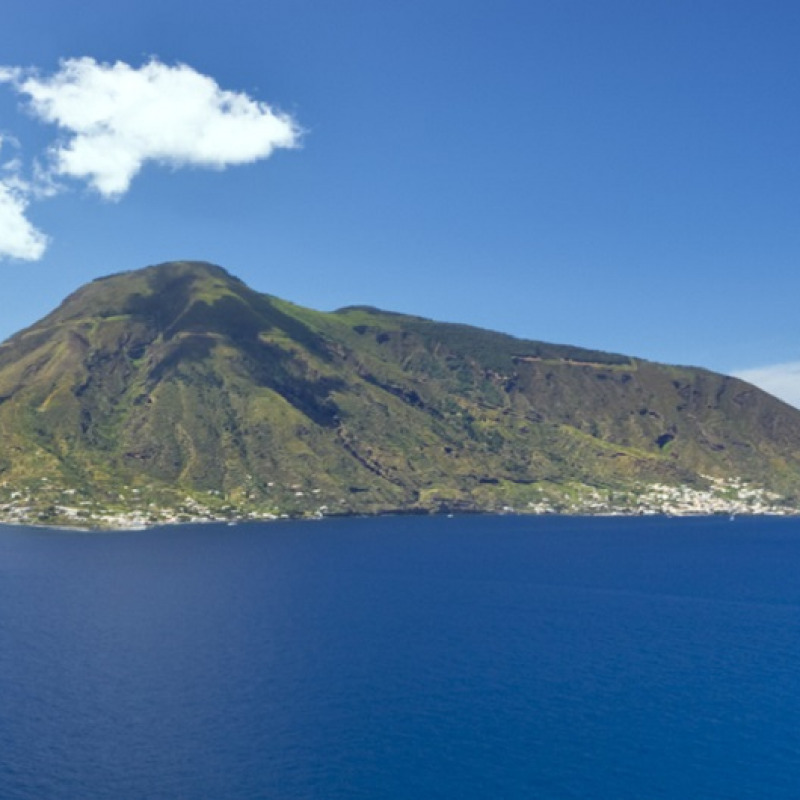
top-left (525, 476), bottom-right (791, 517)
top-left (0, 474), bottom-right (794, 530)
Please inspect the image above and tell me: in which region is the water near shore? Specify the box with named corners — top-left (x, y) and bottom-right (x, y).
top-left (2, 515), bottom-right (800, 799)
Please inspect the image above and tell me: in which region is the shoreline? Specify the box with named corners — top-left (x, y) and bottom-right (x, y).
top-left (1, 504), bottom-right (798, 534)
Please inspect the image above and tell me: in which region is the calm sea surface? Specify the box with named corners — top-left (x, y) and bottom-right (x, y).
top-left (1, 514), bottom-right (799, 799)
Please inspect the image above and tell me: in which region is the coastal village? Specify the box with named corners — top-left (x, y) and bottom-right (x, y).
top-left (0, 475), bottom-right (794, 531)
top-left (523, 477), bottom-right (791, 518)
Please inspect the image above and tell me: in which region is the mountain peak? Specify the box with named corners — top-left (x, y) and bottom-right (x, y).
top-left (31, 261), bottom-right (247, 330)
top-left (107, 260), bottom-right (237, 286)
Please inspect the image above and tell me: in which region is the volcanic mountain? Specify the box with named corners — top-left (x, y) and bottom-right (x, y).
top-left (0, 261), bottom-right (798, 526)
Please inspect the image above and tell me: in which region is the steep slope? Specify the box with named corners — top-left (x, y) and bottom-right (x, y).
top-left (0, 261), bottom-right (797, 527)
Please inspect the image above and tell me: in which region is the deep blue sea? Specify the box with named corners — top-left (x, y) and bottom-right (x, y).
top-left (1, 514), bottom-right (800, 799)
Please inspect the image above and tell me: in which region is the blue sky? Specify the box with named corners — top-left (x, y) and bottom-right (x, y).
top-left (0, 0), bottom-right (798, 405)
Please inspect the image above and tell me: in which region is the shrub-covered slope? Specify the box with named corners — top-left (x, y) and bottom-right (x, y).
top-left (0, 261), bottom-right (798, 525)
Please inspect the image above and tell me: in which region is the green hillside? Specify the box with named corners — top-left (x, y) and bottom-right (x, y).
top-left (0, 261), bottom-right (798, 528)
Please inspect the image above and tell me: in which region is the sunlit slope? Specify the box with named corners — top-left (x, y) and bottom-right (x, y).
top-left (0, 260), bottom-right (798, 520)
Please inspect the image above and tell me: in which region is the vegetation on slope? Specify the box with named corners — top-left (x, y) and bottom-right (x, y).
top-left (0, 260), bottom-right (798, 527)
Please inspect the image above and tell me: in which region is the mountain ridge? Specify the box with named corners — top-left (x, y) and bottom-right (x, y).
top-left (0, 260), bottom-right (797, 528)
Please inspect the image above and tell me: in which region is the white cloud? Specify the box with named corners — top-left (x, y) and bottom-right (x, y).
top-left (0, 57), bottom-right (301, 198)
top-left (733, 362), bottom-right (800, 409)
top-left (0, 179), bottom-right (48, 260)
top-left (0, 67), bottom-right (21, 84)
top-left (0, 138), bottom-right (48, 260)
